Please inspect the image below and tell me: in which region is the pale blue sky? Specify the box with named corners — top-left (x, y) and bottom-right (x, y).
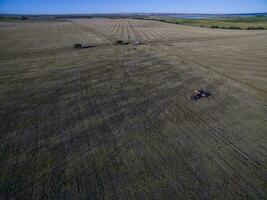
top-left (0, 0), bottom-right (266, 14)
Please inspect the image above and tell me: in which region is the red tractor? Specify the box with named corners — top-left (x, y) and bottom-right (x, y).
top-left (191, 90), bottom-right (211, 101)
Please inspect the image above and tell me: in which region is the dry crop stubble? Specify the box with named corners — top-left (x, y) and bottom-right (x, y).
top-left (0, 18), bottom-right (267, 199)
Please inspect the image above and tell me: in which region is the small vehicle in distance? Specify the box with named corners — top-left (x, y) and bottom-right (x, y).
top-left (191, 90), bottom-right (211, 101)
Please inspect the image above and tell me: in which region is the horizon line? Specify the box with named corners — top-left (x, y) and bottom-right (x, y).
top-left (1, 12), bottom-right (267, 16)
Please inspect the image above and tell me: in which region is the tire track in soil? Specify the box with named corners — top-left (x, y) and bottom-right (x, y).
top-left (128, 20), bottom-right (138, 41)
top-left (121, 20), bottom-right (128, 40)
top-left (127, 57), bottom-right (266, 199)
top-left (153, 43), bottom-right (267, 96)
top-left (125, 20), bottom-right (136, 41)
top-left (122, 58), bottom-right (240, 198)
top-left (120, 63), bottom-right (203, 200)
top-left (71, 22), bottom-right (119, 42)
top-left (128, 20), bottom-right (147, 41)
top-left (127, 20), bottom-right (144, 41)
top-left (103, 23), bottom-right (112, 32)
top-left (150, 43), bottom-right (267, 145)
top-left (111, 23), bottom-right (119, 35)
top-left (161, 29), bottom-right (182, 40)
top-left (107, 23), bottom-right (115, 35)
top-left (143, 28), bottom-right (162, 40)
top-left (114, 22), bottom-right (121, 36)
top-left (151, 28), bottom-right (172, 41)
top-left (109, 21), bottom-right (118, 37)
top-left (1, 61), bottom-right (123, 199)
top-left (105, 24), bottom-right (115, 33)
top-left (118, 20), bottom-right (123, 38)
top-left (132, 21), bottom-right (154, 41)
top-left (169, 98), bottom-right (266, 170)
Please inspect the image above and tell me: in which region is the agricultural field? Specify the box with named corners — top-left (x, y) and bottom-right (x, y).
top-left (0, 18), bottom-right (267, 200)
top-left (73, 18), bottom-right (261, 41)
top-left (148, 16), bottom-right (267, 30)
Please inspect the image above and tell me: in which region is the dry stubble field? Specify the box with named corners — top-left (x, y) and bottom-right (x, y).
top-left (0, 19), bottom-right (267, 200)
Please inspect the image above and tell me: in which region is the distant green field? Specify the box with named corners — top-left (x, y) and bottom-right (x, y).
top-left (158, 16), bottom-right (267, 30)
top-left (136, 16), bottom-right (267, 30)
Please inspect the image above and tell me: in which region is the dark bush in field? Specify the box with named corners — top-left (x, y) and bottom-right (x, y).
top-left (159, 19), bottom-right (167, 22)
top-left (73, 43), bottom-right (82, 48)
top-left (228, 26), bottom-right (241, 30)
top-left (133, 17), bottom-right (146, 20)
top-left (21, 16), bottom-right (28, 20)
top-left (211, 26), bottom-right (241, 30)
top-left (116, 40), bottom-right (124, 45)
top-left (247, 26), bottom-right (265, 30)
top-left (115, 40), bottom-right (130, 45)
top-left (73, 43), bottom-right (97, 49)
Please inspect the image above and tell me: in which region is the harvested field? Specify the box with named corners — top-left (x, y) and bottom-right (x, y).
top-left (0, 19), bottom-right (267, 200)
top-left (0, 21), bottom-right (113, 55)
top-left (72, 18), bottom-right (265, 42)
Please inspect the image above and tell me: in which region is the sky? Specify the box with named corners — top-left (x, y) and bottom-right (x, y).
top-left (0, 0), bottom-right (267, 14)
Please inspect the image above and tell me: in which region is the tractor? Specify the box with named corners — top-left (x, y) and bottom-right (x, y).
top-left (191, 90), bottom-right (211, 101)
